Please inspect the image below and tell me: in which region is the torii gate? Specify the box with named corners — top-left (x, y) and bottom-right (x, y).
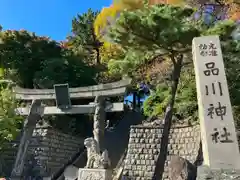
top-left (10, 78), bottom-right (131, 179)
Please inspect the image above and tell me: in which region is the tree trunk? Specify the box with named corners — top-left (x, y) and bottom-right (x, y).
top-left (153, 54), bottom-right (183, 180)
top-left (133, 91), bottom-right (137, 110)
top-left (91, 26), bottom-right (102, 65)
top-left (95, 48), bottom-right (100, 65)
top-left (164, 54), bottom-right (183, 123)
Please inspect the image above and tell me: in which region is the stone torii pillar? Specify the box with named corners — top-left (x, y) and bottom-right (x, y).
top-left (93, 96), bottom-right (106, 152)
top-left (11, 99), bottom-right (43, 179)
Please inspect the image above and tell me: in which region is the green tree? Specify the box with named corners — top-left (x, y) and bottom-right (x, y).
top-left (33, 52), bottom-right (97, 88)
top-left (67, 9), bottom-right (103, 65)
top-left (0, 83), bottom-right (23, 150)
top-left (0, 29), bottom-right (97, 89)
top-left (103, 4), bottom-right (239, 178)
top-left (67, 8), bottom-right (124, 83)
top-left (143, 68), bottom-right (198, 123)
top-left (108, 4), bottom-right (201, 128)
top-left (107, 7), bottom-right (200, 178)
top-left (0, 30), bottom-right (62, 88)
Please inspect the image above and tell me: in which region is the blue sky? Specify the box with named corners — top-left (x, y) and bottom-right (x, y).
top-left (0, 0), bottom-right (112, 41)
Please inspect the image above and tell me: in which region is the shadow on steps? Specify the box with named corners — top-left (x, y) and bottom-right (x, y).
top-left (105, 111), bottom-right (144, 169)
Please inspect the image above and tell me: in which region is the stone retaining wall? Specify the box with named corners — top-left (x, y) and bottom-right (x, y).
top-left (123, 124), bottom-right (201, 180)
top-left (0, 142), bottom-right (18, 176)
top-left (0, 126), bottom-right (84, 177)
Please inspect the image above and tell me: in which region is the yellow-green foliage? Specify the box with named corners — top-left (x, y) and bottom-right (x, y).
top-left (100, 43), bottom-right (124, 65)
top-left (94, 0), bottom-right (145, 41)
top-left (94, 4), bottom-right (122, 40)
top-left (114, 0), bottom-right (144, 10)
top-left (93, 4), bottom-right (126, 67)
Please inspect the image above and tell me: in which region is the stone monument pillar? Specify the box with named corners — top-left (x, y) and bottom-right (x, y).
top-left (192, 35), bottom-right (240, 179)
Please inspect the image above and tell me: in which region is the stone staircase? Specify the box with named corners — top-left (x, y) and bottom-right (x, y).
top-left (52, 111), bottom-right (144, 180)
top-left (112, 149), bottom-right (127, 180)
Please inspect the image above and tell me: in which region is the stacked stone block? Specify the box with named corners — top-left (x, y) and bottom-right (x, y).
top-left (123, 124), bottom-right (201, 180)
top-left (0, 141), bottom-right (19, 176)
top-left (163, 125), bottom-right (200, 179)
top-left (29, 127), bottom-right (84, 176)
top-left (124, 127), bottom-right (162, 180)
top-left (0, 126), bottom-right (84, 177)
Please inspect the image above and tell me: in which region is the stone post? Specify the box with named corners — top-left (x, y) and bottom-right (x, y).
top-left (93, 96), bottom-right (106, 152)
top-left (192, 36), bottom-right (240, 179)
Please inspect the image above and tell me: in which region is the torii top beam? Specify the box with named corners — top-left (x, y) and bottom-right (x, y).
top-left (13, 79), bottom-right (132, 100)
